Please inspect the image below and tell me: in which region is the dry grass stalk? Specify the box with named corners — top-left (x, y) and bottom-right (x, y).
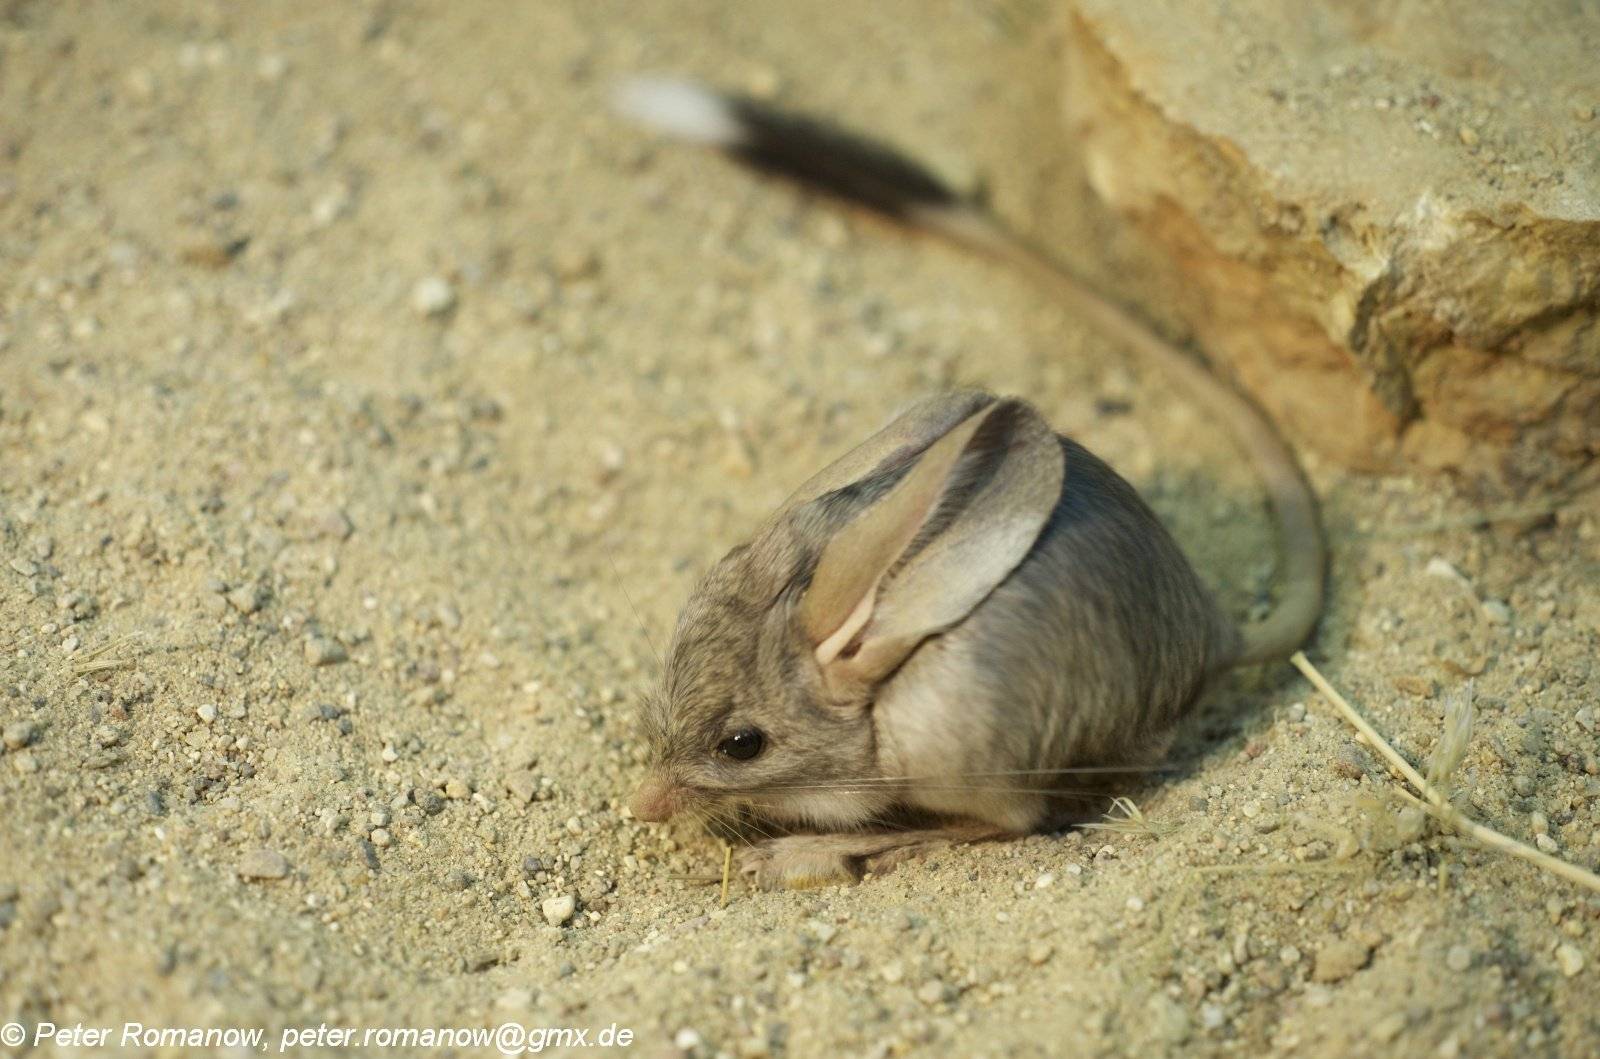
top-left (66, 632), bottom-right (145, 677)
top-left (1191, 862), bottom-right (1363, 877)
top-left (1079, 796), bottom-right (1178, 839)
top-left (1291, 651), bottom-right (1600, 896)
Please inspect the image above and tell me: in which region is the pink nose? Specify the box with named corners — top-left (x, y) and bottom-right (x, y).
top-left (629, 772), bottom-right (684, 822)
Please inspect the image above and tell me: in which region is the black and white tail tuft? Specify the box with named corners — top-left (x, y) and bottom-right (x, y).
top-left (612, 76), bottom-right (959, 220)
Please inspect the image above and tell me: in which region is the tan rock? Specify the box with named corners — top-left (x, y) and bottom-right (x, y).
top-left (238, 849), bottom-right (291, 881)
top-left (1311, 937), bottom-right (1374, 983)
top-left (1063, 0), bottom-right (1600, 488)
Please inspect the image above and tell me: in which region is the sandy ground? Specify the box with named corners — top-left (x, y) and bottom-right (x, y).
top-left (2, 2), bottom-right (1598, 1056)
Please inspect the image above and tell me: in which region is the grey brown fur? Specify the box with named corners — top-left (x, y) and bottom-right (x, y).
top-left (616, 80), bottom-right (1325, 887)
top-left (633, 395), bottom-right (1243, 886)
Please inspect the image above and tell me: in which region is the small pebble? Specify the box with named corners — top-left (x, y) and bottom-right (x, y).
top-left (1555, 944), bottom-right (1584, 977)
top-left (444, 777), bottom-right (471, 800)
top-left (412, 276), bottom-right (457, 317)
top-left (1536, 834), bottom-right (1559, 854)
top-left (553, 247), bottom-right (601, 281)
top-left (1445, 945), bottom-right (1472, 972)
top-left (880, 961), bottom-right (904, 984)
top-left (227, 585), bottom-right (264, 614)
top-left (916, 980), bottom-right (946, 1006)
top-left (369, 828), bottom-right (393, 848)
top-left (504, 771), bottom-right (539, 803)
top-left (1145, 993), bottom-right (1191, 1045)
top-left (237, 849), bottom-right (290, 881)
top-left (305, 637), bottom-right (348, 666)
top-left (258, 53), bottom-right (289, 82)
top-left (1425, 557), bottom-right (1470, 586)
top-left (3, 721), bottom-right (38, 750)
top-left (1530, 811), bottom-right (1549, 835)
top-left (1370, 1012), bottom-right (1407, 1043)
top-left (542, 893), bottom-right (576, 926)
top-left (196, 703), bottom-right (218, 725)
top-left (1027, 943), bottom-right (1054, 966)
top-left (1286, 702), bottom-right (1306, 723)
top-left (1200, 1004), bottom-right (1227, 1031)
top-left (1481, 599), bottom-right (1511, 625)
top-left (315, 508), bottom-right (354, 540)
top-left (1126, 896), bottom-right (1145, 912)
top-left (463, 950), bottom-right (500, 974)
top-left (1312, 938), bottom-right (1373, 983)
top-left (496, 987), bottom-right (534, 1011)
top-left (673, 1028), bottom-right (703, 1052)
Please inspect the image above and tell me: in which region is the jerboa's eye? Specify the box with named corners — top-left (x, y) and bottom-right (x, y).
top-left (717, 727), bottom-right (765, 761)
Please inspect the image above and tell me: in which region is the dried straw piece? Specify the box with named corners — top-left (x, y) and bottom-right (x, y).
top-left (1079, 796), bottom-right (1178, 838)
top-left (1291, 652), bottom-right (1600, 896)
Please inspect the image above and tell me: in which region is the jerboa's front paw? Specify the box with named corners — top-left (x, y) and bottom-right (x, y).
top-left (739, 836), bottom-right (862, 890)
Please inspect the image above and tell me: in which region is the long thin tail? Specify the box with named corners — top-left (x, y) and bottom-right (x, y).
top-left (613, 77), bottom-right (1325, 664)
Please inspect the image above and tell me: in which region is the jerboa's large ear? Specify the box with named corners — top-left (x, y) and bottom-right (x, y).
top-left (770, 391), bottom-right (998, 524)
top-left (799, 398), bottom-right (1064, 688)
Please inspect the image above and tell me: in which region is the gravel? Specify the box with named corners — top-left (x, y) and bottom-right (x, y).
top-left (3, 722), bottom-right (37, 751)
top-left (227, 585), bottom-right (265, 614)
top-left (412, 276), bottom-right (457, 318)
top-left (237, 849), bottom-right (291, 881)
top-left (1312, 938), bottom-right (1374, 983)
top-left (504, 771), bottom-right (539, 803)
top-left (304, 637), bottom-right (348, 666)
top-left (541, 894), bottom-right (576, 926)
